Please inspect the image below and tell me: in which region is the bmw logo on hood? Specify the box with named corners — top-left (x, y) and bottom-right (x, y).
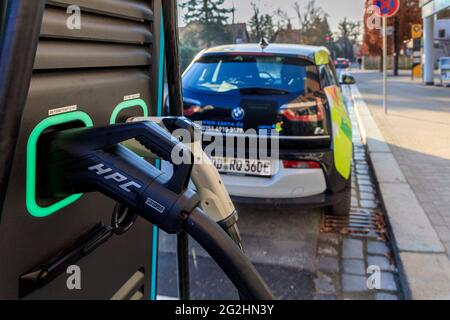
top-left (231, 107), bottom-right (245, 121)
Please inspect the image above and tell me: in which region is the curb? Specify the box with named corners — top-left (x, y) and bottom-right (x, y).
top-left (349, 84), bottom-right (450, 300)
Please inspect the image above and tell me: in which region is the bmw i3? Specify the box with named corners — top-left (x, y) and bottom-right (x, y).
top-left (181, 44), bottom-right (354, 216)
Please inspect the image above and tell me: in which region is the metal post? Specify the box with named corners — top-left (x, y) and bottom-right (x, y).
top-left (162, 0), bottom-right (191, 300)
top-left (162, 0), bottom-right (184, 116)
top-left (0, 0), bottom-right (46, 212)
top-left (423, 15), bottom-right (435, 85)
top-left (383, 16), bottom-right (388, 114)
top-left (177, 231), bottom-right (190, 300)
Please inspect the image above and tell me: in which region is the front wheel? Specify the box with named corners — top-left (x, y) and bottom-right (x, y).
top-left (327, 177), bottom-right (352, 217)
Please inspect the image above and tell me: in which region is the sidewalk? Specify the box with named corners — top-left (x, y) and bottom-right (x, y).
top-left (352, 70), bottom-right (450, 299)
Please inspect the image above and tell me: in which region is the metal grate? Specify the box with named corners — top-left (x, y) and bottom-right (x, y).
top-left (321, 209), bottom-right (387, 240)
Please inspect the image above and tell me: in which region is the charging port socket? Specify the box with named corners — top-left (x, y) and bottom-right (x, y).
top-left (110, 99), bottom-right (148, 124)
top-left (26, 111), bottom-right (93, 218)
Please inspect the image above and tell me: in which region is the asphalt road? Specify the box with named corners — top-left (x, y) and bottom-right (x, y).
top-left (157, 205), bottom-right (323, 300)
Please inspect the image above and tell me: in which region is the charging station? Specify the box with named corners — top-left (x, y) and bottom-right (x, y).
top-left (0, 0), bottom-right (168, 300)
top-left (0, 0), bottom-right (273, 302)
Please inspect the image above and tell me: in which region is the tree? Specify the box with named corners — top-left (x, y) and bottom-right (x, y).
top-left (337, 18), bottom-right (362, 60)
top-left (391, 0), bottom-right (422, 75)
top-left (293, 0), bottom-right (332, 47)
top-left (274, 9), bottom-right (290, 30)
top-left (362, 1), bottom-right (384, 70)
top-left (180, 0), bottom-right (232, 48)
top-left (362, 0), bottom-right (422, 74)
top-left (248, 2), bottom-right (276, 42)
top-left (180, 0), bottom-right (231, 25)
top-left (339, 18), bottom-right (361, 43)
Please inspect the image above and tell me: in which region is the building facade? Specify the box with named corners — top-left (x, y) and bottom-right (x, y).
top-left (420, 0), bottom-right (450, 84)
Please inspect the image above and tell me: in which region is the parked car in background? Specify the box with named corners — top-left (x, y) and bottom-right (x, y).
top-left (439, 57), bottom-right (450, 86)
top-left (181, 44), bottom-right (354, 216)
top-left (335, 58), bottom-right (350, 69)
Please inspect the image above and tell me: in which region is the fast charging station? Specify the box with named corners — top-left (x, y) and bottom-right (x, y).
top-left (0, 0), bottom-right (273, 302)
top-left (0, 0), bottom-right (169, 300)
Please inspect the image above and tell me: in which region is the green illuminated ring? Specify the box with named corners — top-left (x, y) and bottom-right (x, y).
top-left (26, 111), bottom-right (94, 218)
top-left (110, 99), bottom-right (149, 124)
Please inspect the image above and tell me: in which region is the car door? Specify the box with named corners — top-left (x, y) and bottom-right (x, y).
top-left (320, 64), bottom-right (353, 180)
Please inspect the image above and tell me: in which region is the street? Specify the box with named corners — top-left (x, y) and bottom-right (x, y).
top-left (158, 207), bottom-right (320, 300)
top-left (157, 84), bottom-right (402, 300)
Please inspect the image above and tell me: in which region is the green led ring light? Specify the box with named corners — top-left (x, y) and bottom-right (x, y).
top-left (26, 111), bottom-right (94, 218)
top-left (110, 99), bottom-right (149, 124)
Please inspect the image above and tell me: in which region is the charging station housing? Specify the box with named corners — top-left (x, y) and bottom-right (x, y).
top-left (0, 0), bottom-right (171, 300)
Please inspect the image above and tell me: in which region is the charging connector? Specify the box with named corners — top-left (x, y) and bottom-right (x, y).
top-left (38, 121), bottom-right (273, 300)
top-left (40, 121), bottom-right (198, 234)
top-left (124, 117), bottom-right (242, 244)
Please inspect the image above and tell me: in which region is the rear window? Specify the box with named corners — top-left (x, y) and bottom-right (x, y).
top-left (183, 54), bottom-right (320, 95)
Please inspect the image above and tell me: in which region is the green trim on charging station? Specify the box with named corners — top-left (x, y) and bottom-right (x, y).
top-left (151, 9), bottom-right (166, 301)
top-left (110, 99), bottom-right (149, 124)
top-left (26, 111), bottom-right (94, 218)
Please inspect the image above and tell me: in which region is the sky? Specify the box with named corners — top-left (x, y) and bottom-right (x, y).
top-left (179, 0), bottom-right (365, 32)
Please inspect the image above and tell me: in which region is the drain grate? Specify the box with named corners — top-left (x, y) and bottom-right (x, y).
top-left (321, 210), bottom-right (387, 240)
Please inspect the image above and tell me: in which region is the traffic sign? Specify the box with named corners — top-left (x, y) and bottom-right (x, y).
top-left (412, 24), bottom-right (423, 39)
top-left (373, 0), bottom-right (400, 18)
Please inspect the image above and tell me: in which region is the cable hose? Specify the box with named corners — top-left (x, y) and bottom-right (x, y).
top-left (184, 207), bottom-right (274, 300)
top-left (225, 224), bottom-right (246, 301)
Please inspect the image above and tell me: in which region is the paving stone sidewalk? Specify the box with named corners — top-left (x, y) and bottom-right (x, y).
top-left (312, 85), bottom-right (402, 300)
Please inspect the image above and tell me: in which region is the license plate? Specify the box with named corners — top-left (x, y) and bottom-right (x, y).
top-left (211, 157), bottom-right (272, 177)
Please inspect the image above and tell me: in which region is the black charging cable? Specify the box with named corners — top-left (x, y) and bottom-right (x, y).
top-left (38, 122), bottom-right (274, 300)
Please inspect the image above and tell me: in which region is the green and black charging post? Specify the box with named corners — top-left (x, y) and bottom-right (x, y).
top-left (0, 0), bottom-right (170, 300)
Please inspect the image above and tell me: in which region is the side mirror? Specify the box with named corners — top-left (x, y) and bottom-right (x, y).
top-left (341, 75), bottom-right (356, 85)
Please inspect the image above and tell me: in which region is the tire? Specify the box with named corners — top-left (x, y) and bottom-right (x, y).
top-left (327, 176), bottom-right (352, 217)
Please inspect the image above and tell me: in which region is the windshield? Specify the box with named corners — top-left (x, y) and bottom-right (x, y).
top-left (183, 54), bottom-right (321, 95)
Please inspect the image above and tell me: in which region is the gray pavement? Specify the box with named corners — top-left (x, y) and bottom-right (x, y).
top-left (354, 71), bottom-right (450, 257)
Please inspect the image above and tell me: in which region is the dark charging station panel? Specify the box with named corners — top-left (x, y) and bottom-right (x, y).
top-left (0, 0), bottom-right (165, 299)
